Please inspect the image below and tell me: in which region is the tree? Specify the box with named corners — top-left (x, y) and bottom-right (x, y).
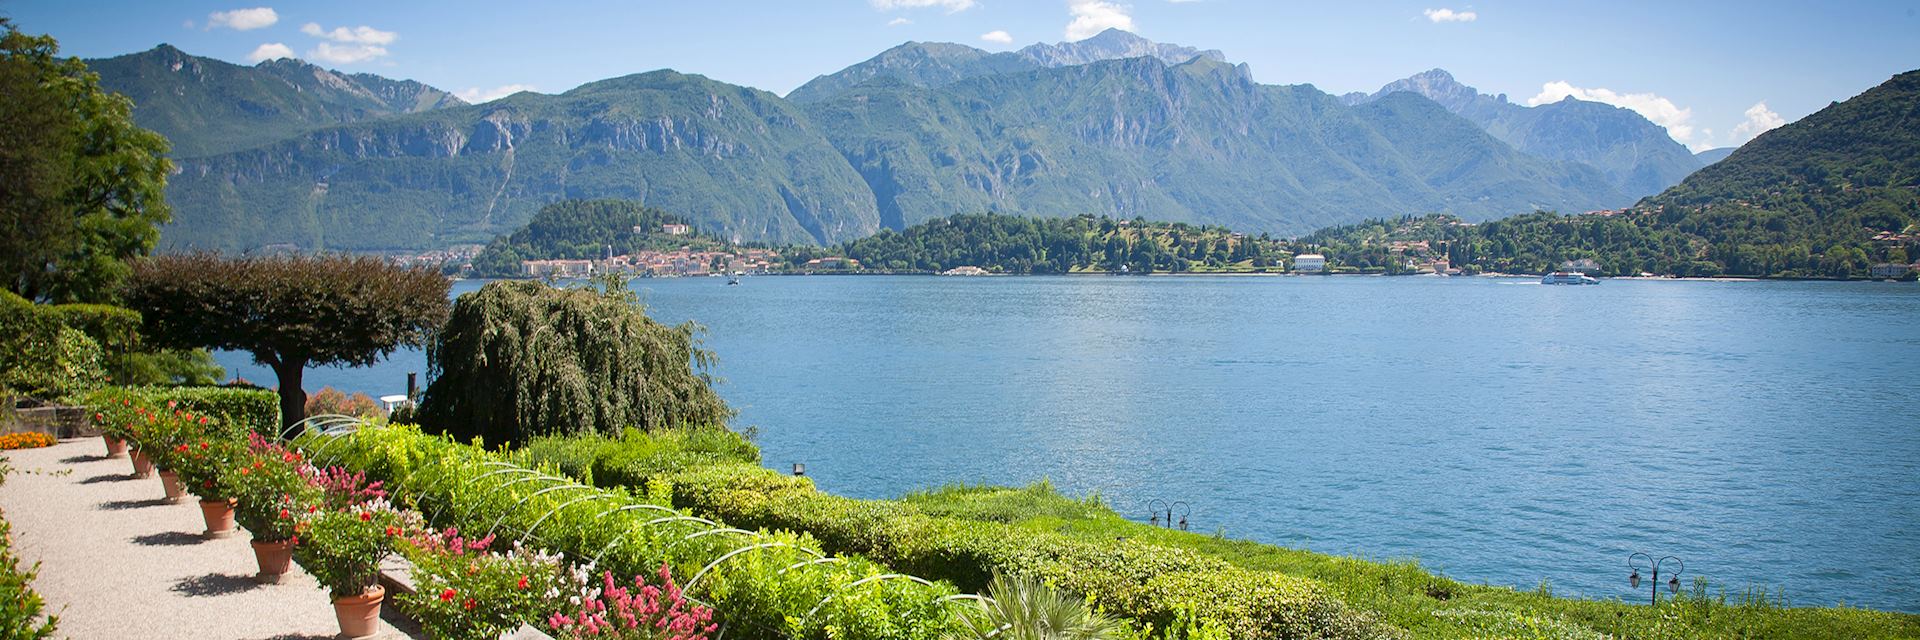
top-left (418, 276), bottom-right (733, 445)
top-left (0, 20), bottom-right (172, 304)
top-left (123, 254), bottom-right (450, 428)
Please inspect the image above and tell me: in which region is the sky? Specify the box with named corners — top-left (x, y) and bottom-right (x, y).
top-left (6, 0), bottom-right (1918, 152)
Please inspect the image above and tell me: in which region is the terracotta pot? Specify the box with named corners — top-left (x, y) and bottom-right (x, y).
top-left (158, 469), bottom-right (187, 503)
top-left (249, 538), bottom-right (294, 583)
top-left (198, 498), bottom-right (237, 538)
top-left (332, 585), bottom-right (385, 639)
top-left (103, 436), bottom-right (128, 459)
top-left (129, 450), bottom-right (154, 478)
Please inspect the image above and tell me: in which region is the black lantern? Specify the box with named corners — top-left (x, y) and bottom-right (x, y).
top-left (791, 462), bottom-right (806, 476)
top-left (1626, 553), bottom-right (1683, 606)
top-left (1629, 569), bottom-right (1641, 589)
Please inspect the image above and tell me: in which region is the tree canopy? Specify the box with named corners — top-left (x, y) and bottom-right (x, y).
top-left (0, 19), bottom-right (172, 304)
top-left (123, 253), bottom-right (450, 426)
top-left (418, 277), bottom-right (733, 445)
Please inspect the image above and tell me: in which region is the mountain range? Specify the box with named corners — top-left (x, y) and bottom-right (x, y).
top-left (1341, 69), bottom-right (1705, 199)
top-left (89, 30), bottom-right (1724, 251)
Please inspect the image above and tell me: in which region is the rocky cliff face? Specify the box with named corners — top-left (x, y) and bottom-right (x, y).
top-left (1017, 28), bottom-right (1226, 68)
top-left (89, 45), bottom-right (466, 157)
top-left (164, 71), bottom-right (879, 251)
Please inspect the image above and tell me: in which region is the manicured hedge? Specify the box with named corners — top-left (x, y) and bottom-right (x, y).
top-left (520, 432), bottom-right (1395, 639)
top-left (301, 424), bottom-right (967, 640)
top-left (127, 385), bottom-right (279, 435)
top-left (0, 290), bottom-right (105, 400)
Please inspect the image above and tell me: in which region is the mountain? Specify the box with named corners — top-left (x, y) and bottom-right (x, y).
top-left (1646, 69), bottom-right (1920, 216)
top-left (1016, 28), bottom-right (1225, 68)
top-left (87, 44), bottom-right (464, 157)
top-left (787, 29), bottom-right (1225, 104)
top-left (804, 55), bottom-right (1625, 234)
top-left (1347, 69), bottom-right (1701, 200)
top-left (1693, 147), bottom-right (1736, 165)
top-left (162, 70), bottom-right (879, 251)
top-left (786, 42), bottom-right (1039, 104)
top-left (1308, 70), bottom-right (1920, 279)
top-left (138, 38), bottom-right (1640, 252)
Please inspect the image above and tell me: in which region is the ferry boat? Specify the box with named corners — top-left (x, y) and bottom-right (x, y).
top-left (1541, 271), bottom-right (1599, 285)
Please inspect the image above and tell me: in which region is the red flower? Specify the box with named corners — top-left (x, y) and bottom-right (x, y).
top-left (199, 442), bottom-right (210, 450)
top-left (516, 575), bottom-right (530, 590)
top-left (175, 444), bottom-right (190, 453)
top-left (198, 416), bottom-right (209, 425)
top-left (384, 526), bottom-right (400, 537)
top-left (201, 480), bottom-right (214, 489)
top-left (358, 511), bottom-right (373, 522)
top-left (463, 598), bottom-right (476, 611)
top-left (440, 588), bottom-right (457, 602)
top-left (239, 467), bottom-right (251, 476)
top-left (278, 509), bottom-right (291, 519)
top-left (93, 412), bottom-right (103, 422)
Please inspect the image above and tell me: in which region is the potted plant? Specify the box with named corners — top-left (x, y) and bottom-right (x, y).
top-left (294, 503), bottom-right (408, 639)
top-left (90, 407), bottom-right (129, 459)
top-left (134, 404), bottom-right (200, 503)
top-left (174, 438), bottom-right (247, 538)
top-left (230, 434), bottom-right (319, 582)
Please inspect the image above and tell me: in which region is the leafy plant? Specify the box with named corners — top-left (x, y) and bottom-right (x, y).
top-left (949, 573), bottom-right (1128, 640)
top-left (396, 527), bottom-right (574, 639)
top-left (292, 501), bottom-right (410, 599)
top-left (0, 462), bottom-right (56, 639)
top-left (172, 437), bottom-right (247, 501)
top-left (229, 433), bottom-right (320, 542)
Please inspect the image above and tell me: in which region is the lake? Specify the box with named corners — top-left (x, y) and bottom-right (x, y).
top-left (214, 275), bottom-right (1920, 611)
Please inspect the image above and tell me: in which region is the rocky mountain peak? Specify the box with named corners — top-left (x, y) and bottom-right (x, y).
top-left (1018, 28), bottom-right (1226, 68)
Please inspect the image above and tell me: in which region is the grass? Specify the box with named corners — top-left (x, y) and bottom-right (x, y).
top-left (899, 483), bottom-right (1920, 639)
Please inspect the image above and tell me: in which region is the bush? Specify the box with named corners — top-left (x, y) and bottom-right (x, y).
top-left (125, 386), bottom-right (279, 436)
top-left (294, 503), bottom-right (409, 599)
top-left (419, 279), bottom-right (733, 446)
top-left (305, 387), bottom-right (381, 419)
top-left (0, 291), bottom-right (106, 399)
top-left (523, 433), bottom-right (1394, 640)
top-left (297, 424), bottom-right (966, 640)
top-left (0, 466), bottom-right (56, 640)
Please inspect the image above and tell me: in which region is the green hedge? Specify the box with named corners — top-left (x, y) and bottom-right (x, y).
top-left (0, 291), bottom-right (106, 400)
top-left (519, 432), bottom-right (1394, 639)
top-left (303, 425), bottom-right (967, 640)
top-left (85, 386), bottom-right (280, 435)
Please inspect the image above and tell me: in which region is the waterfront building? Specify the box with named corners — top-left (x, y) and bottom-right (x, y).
top-left (1293, 254), bottom-right (1326, 273)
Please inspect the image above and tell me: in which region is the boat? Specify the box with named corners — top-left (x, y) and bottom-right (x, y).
top-left (727, 271), bottom-right (742, 285)
top-left (1541, 271), bottom-right (1599, 285)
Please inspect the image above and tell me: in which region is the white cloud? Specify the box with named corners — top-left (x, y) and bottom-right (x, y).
top-left (888, 17), bottom-right (913, 26)
top-left (300, 22), bottom-right (398, 45)
top-left (1529, 80), bottom-right (1704, 149)
top-left (247, 42), bottom-right (295, 62)
top-left (980, 30), bottom-right (1014, 44)
top-left (1423, 8), bottom-right (1477, 23)
top-left (207, 7), bottom-right (278, 31)
top-left (1066, 0), bottom-right (1135, 40)
top-left (307, 42), bottom-right (389, 64)
top-left (1730, 101), bottom-right (1786, 144)
top-left (456, 84), bottom-right (537, 104)
top-left (869, 0), bottom-right (975, 13)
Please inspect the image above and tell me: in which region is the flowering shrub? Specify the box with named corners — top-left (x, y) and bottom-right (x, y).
top-left (0, 433), bottom-right (56, 450)
top-left (396, 528), bottom-right (573, 639)
top-left (547, 564), bottom-right (717, 640)
top-left (229, 433), bottom-right (321, 542)
top-left (131, 404), bottom-right (202, 470)
top-left (314, 466), bottom-right (386, 510)
top-left (293, 500), bottom-right (412, 599)
top-left (172, 437), bottom-right (247, 501)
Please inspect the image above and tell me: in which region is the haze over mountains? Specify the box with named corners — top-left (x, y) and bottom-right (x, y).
top-left (91, 30), bottom-right (1732, 252)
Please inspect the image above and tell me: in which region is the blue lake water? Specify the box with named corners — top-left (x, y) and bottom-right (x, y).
top-left (215, 275), bottom-right (1920, 611)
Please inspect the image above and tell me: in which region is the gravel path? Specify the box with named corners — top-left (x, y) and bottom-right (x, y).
top-left (0, 438), bottom-right (423, 640)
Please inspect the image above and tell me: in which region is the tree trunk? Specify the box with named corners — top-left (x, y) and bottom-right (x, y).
top-left (270, 358), bottom-right (307, 431)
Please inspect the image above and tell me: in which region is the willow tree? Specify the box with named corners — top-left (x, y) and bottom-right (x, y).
top-left (124, 253), bottom-right (450, 427)
top-left (418, 277), bottom-right (733, 445)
